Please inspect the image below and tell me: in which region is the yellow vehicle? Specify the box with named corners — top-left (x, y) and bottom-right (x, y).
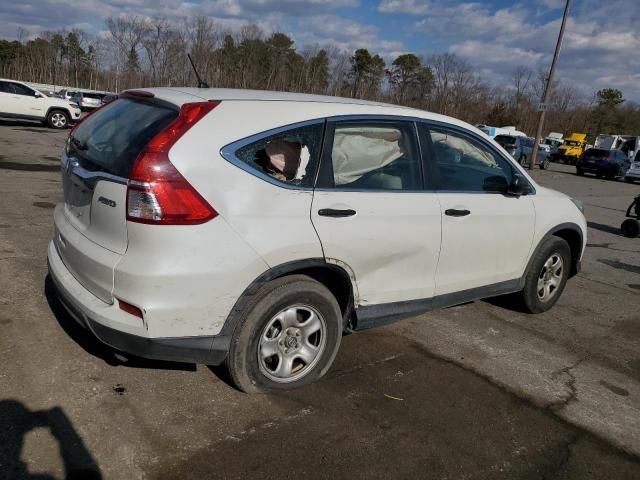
top-left (552, 133), bottom-right (587, 165)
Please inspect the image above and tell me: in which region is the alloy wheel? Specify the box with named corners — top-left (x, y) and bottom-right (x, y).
top-left (537, 253), bottom-right (563, 302)
top-left (51, 113), bottom-right (67, 128)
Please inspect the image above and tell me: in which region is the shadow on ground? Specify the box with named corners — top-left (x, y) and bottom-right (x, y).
top-left (588, 221), bottom-right (622, 236)
top-left (0, 400), bottom-right (102, 480)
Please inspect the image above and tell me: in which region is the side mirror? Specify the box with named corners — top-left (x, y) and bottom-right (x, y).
top-left (483, 175), bottom-right (509, 193)
top-left (507, 174), bottom-right (530, 196)
top-left (35, 92), bottom-right (43, 98)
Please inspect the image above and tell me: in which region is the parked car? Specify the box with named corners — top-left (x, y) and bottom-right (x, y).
top-left (551, 132), bottom-right (587, 165)
top-left (494, 134), bottom-right (534, 165)
top-left (70, 92), bottom-right (103, 111)
top-left (101, 94), bottom-right (117, 104)
top-left (624, 151), bottom-right (640, 183)
top-left (0, 79), bottom-right (82, 128)
top-left (56, 89), bottom-right (77, 101)
top-left (576, 148), bottom-right (631, 179)
top-left (47, 89), bottom-right (587, 392)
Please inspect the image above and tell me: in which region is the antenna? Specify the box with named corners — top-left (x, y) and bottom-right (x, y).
top-left (187, 53), bottom-right (209, 88)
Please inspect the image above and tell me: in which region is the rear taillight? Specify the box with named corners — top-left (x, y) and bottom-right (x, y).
top-left (126, 101), bottom-right (219, 225)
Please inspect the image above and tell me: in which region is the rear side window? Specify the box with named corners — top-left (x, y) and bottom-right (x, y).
top-left (317, 121), bottom-right (421, 191)
top-left (67, 98), bottom-right (178, 177)
top-left (427, 126), bottom-right (513, 192)
top-left (232, 123), bottom-right (324, 188)
top-left (0, 81), bottom-right (12, 93)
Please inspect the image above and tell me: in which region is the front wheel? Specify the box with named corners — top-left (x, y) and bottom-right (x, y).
top-left (576, 168), bottom-right (584, 176)
top-left (47, 110), bottom-right (69, 129)
top-left (519, 237), bottom-right (571, 313)
top-left (225, 275), bottom-right (342, 393)
top-left (540, 158), bottom-right (550, 170)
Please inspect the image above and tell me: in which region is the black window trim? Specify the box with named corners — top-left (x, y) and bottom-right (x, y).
top-left (419, 119), bottom-right (536, 195)
top-left (220, 118), bottom-right (327, 191)
top-left (315, 115), bottom-right (427, 193)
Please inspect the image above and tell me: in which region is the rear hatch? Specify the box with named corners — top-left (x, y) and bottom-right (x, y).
top-left (57, 96), bottom-right (178, 302)
top-left (581, 150), bottom-right (611, 167)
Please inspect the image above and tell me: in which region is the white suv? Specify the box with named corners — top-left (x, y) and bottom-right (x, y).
top-left (47, 88), bottom-right (587, 392)
top-left (0, 79), bottom-right (82, 128)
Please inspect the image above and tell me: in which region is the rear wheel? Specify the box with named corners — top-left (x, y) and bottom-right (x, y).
top-left (621, 219), bottom-right (640, 238)
top-left (625, 177), bottom-right (635, 183)
top-left (519, 237), bottom-right (571, 313)
top-left (47, 110), bottom-right (69, 129)
top-left (576, 168), bottom-right (584, 176)
top-left (540, 158), bottom-right (550, 170)
top-left (225, 275), bottom-right (342, 393)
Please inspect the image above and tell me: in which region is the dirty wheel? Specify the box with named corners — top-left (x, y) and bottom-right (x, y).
top-left (519, 236), bottom-right (571, 313)
top-left (225, 275), bottom-right (342, 393)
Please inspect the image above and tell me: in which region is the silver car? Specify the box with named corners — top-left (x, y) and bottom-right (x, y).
top-left (70, 92), bottom-right (102, 111)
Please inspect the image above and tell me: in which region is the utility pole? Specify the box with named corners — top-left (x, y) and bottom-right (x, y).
top-left (529, 0), bottom-right (572, 170)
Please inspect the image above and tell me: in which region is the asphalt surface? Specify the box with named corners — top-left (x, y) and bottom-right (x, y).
top-left (0, 118), bottom-right (639, 479)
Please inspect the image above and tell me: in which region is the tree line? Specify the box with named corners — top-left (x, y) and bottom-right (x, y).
top-left (1, 16), bottom-right (639, 139)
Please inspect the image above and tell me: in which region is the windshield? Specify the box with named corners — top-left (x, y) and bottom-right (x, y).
top-left (565, 140), bottom-right (580, 146)
top-left (67, 98), bottom-right (178, 177)
top-left (494, 135), bottom-right (516, 147)
top-left (84, 93), bottom-right (103, 100)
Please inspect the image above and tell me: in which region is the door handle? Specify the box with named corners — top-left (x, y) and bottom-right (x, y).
top-left (445, 208), bottom-right (470, 217)
top-left (318, 208), bottom-right (356, 218)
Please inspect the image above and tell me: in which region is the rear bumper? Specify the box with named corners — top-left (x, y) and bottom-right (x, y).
top-left (552, 154), bottom-right (579, 163)
top-left (577, 164), bottom-right (617, 175)
top-left (47, 241), bottom-right (229, 365)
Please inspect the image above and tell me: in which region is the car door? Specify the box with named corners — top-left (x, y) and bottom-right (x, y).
top-left (311, 118), bottom-right (442, 308)
top-left (9, 82), bottom-right (45, 118)
top-left (419, 122), bottom-right (535, 296)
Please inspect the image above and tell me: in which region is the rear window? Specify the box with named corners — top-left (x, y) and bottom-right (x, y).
top-left (584, 149), bottom-right (610, 159)
top-left (67, 98), bottom-right (178, 177)
top-left (83, 93), bottom-right (103, 99)
top-left (494, 135), bottom-right (516, 146)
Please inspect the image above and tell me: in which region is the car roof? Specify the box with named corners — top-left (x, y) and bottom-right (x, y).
top-left (145, 87), bottom-right (395, 107)
top-left (137, 87), bottom-right (489, 137)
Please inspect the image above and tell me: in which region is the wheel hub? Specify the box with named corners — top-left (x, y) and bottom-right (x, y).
top-left (258, 305), bottom-right (327, 383)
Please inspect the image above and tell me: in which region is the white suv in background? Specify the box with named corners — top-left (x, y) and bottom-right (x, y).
top-left (0, 79), bottom-right (81, 128)
top-left (47, 88), bottom-right (587, 393)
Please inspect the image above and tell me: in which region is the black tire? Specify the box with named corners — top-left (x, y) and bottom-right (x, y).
top-left (518, 237), bottom-right (571, 314)
top-left (540, 158), bottom-right (550, 170)
top-left (576, 168), bottom-right (584, 176)
top-left (621, 219), bottom-right (640, 238)
top-left (225, 275), bottom-right (342, 393)
top-left (625, 177), bottom-right (634, 183)
top-left (46, 109), bottom-right (69, 129)
top-left (520, 154), bottom-right (527, 166)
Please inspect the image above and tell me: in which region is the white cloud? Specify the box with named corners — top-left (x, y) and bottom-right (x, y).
top-left (378, 0), bottom-right (431, 15)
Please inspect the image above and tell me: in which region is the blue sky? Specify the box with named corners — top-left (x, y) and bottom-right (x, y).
top-left (1, 0), bottom-right (639, 101)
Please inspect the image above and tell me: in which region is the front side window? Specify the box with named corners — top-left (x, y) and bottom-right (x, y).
top-left (428, 126), bottom-right (514, 192)
top-left (233, 123), bottom-right (324, 188)
top-left (11, 83), bottom-right (35, 96)
top-left (319, 121), bottom-right (421, 191)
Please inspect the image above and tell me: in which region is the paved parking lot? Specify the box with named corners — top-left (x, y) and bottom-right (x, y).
top-left (1, 119), bottom-right (639, 479)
